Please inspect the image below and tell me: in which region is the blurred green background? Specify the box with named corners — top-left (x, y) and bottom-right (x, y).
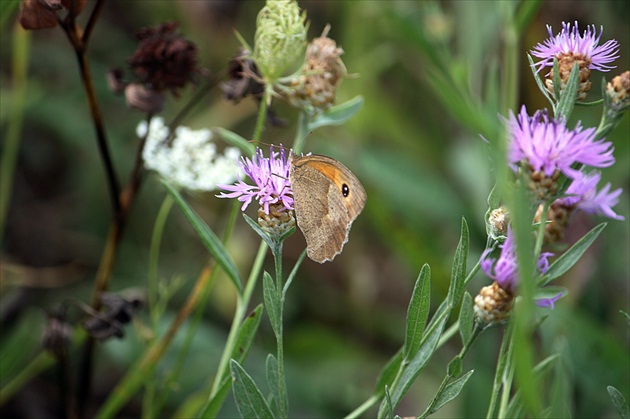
top-left (1, 1), bottom-right (628, 417)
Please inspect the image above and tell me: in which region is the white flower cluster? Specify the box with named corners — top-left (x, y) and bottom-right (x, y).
top-left (139, 117), bottom-right (243, 192)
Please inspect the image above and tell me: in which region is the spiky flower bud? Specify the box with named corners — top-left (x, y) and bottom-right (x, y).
top-left (254, 0), bottom-right (308, 83)
top-left (605, 70), bottom-right (630, 112)
top-left (258, 203), bottom-right (296, 241)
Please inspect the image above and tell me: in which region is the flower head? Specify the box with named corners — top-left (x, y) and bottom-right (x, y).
top-left (559, 171), bottom-right (624, 220)
top-left (217, 146), bottom-right (294, 214)
top-left (531, 22), bottom-right (619, 73)
top-left (507, 106), bottom-right (615, 194)
top-left (530, 22), bottom-right (619, 99)
top-left (140, 117), bottom-right (243, 192)
top-left (480, 228), bottom-right (554, 297)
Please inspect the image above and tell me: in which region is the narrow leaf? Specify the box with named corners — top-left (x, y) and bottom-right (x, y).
top-left (199, 379), bottom-right (232, 418)
top-left (265, 355), bottom-right (280, 414)
top-left (541, 223), bottom-right (606, 286)
top-left (215, 127), bottom-right (256, 156)
top-left (608, 386), bottom-right (630, 419)
top-left (555, 61), bottom-right (580, 120)
top-left (263, 272), bottom-right (282, 339)
top-left (404, 264), bottom-right (431, 360)
top-left (374, 350), bottom-right (403, 397)
top-left (232, 305), bottom-right (264, 365)
top-left (164, 182), bottom-right (243, 293)
top-left (243, 213), bottom-right (276, 250)
top-left (427, 369), bottom-right (474, 415)
top-left (382, 311), bottom-right (449, 415)
top-left (230, 360), bottom-right (275, 419)
top-left (527, 54), bottom-right (554, 106)
top-left (447, 218), bottom-right (469, 306)
top-left (459, 292), bottom-right (474, 346)
top-left (383, 386), bottom-right (394, 419)
top-left (307, 95), bottom-right (364, 130)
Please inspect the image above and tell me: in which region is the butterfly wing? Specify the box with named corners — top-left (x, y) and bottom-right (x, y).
top-left (290, 155), bottom-right (366, 263)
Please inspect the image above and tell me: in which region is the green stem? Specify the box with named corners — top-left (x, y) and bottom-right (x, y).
top-left (0, 23), bottom-right (29, 238)
top-left (272, 242), bottom-right (288, 417)
top-left (533, 200), bottom-right (551, 260)
top-left (292, 110), bottom-right (309, 154)
top-left (252, 87), bottom-right (271, 143)
top-left (207, 239), bottom-right (268, 401)
top-left (420, 322), bottom-right (485, 418)
top-left (486, 322), bottom-right (514, 418)
top-left (148, 195), bottom-right (174, 327)
top-left (344, 394), bottom-right (380, 419)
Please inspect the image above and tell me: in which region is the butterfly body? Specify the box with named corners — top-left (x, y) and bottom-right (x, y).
top-left (289, 154), bottom-right (366, 263)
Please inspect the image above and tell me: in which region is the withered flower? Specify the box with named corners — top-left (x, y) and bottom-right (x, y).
top-left (129, 22), bottom-right (198, 95)
top-left (19, 0), bottom-right (86, 30)
top-left (82, 292), bottom-right (142, 340)
top-left (220, 48), bottom-right (265, 103)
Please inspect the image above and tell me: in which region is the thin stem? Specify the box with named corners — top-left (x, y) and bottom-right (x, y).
top-left (205, 240), bottom-right (269, 408)
top-left (82, 0), bottom-right (106, 46)
top-left (273, 242), bottom-right (288, 418)
top-left (292, 110), bottom-right (309, 154)
top-left (344, 394), bottom-right (380, 419)
top-left (252, 86), bottom-right (271, 143)
top-left (486, 322), bottom-right (514, 418)
top-left (0, 23), bottom-right (30, 237)
top-left (148, 195), bottom-right (174, 327)
top-left (95, 264), bottom-right (217, 419)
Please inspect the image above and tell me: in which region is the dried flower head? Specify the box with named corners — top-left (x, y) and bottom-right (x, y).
top-left (474, 281), bottom-right (514, 324)
top-left (220, 48), bottom-right (265, 103)
top-left (42, 309), bottom-right (73, 357)
top-left (140, 117), bottom-right (243, 192)
top-left (129, 22), bottom-right (198, 95)
top-left (285, 25), bottom-right (347, 113)
top-left (531, 22), bottom-right (619, 99)
top-left (507, 106), bottom-right (615, 199)
top-left (487, 206), bottom-right (510, 240)
top-left (19, 0), bottom-right (86, 30)
top-left (254, 0), bottom-right (308, 83)
top-left (605, 70), bottom-right (630, 112)
top-left (82, 293), bottom-right (142, 340)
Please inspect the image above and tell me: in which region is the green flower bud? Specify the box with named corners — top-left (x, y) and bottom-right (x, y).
top-left (254, 0), bottom-right (308, 83)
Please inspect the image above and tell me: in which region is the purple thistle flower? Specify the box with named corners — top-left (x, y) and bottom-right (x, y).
top-left (559, 171), bottom-right (624, 220)
top-left (508, 106), bottom-right (615, 179)
top-left (217, 146), bottom-right (294, 214)
top-left (531, 21), bottom-right (619, 73)
top-left (481, 228), bottom-right (559, 308)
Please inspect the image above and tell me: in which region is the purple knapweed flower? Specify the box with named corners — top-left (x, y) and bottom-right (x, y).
top-left (217, 146), bottom-right (294, 214)
top-left (558, 171), bottom-right (624, 220)
top-left (508, 106), bottom-right (615, 179)
top-left (480, 228), bottom-right (559, 308)
top-left (531, 21), bottom-right (619, 73)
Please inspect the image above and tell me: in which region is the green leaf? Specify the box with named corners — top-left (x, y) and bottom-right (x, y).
top-left (374, 350), bottom-right (403, 397)
top-left (199, 379), bottom-right (232, 418)
top-left (232, 305), bottom-right (264, 365)
top-left (403, 264), bottom-right (431, 360)
top-left (554, 61), bottom-right (580, 120)
top-left (164, 182), bottom-right (243, 293)
top-left (541, 223), bottom-right (606, 286)
top-left (307, 95), bottom-right (364, 130)
top-left (282, 248), bottom-right (307, 297)
top-left (383, 386), bottom-right (394, 419)
top-left (447, 218), bottom-right (469, 307)
top-left (265, 355), bottom-right (279, 414)
top-left (608, 386), bottom-right (630, 419)
top-left (426, 369), bottom-right (474, 415)
top-left (215, 127), bottom-right (256, 156)
top-left (447, 356), bottom-right (462, 378)
top-left (230, 360), bottom-right (275, 419)
top-left (263, 272), bottom-right (282, 339)
top-left (527, 54), bottom-right (554, 106)
top-left (458, 292), bottom-right (474, 346)
top-left (380, 311), bottom-right (449, 417)
top-left (243, 213), bottom-right (296, 256)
